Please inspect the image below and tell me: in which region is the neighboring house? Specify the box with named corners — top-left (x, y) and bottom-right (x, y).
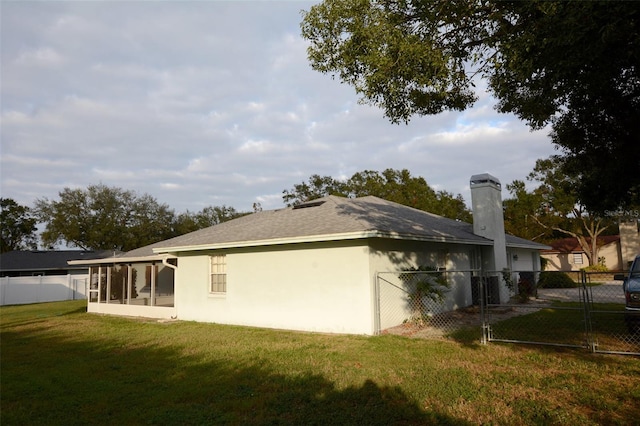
top-left (542, 236), bottom-right (621, 271)
top-left (542, 220), bottom-right (640, 272)
top-left (70, 174), bottom-right (549, 335)
top-left (0, 250), bottom-right (115, 306)
top-left (620, 219), bottom-right (640, 268)
top-left (0, 250), bottom-right (115, 277)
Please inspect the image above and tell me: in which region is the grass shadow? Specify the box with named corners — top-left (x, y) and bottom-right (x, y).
top-left (1, 322), bottom-right (469, 425)
top-left (446, 325), bottom-right (484, 348)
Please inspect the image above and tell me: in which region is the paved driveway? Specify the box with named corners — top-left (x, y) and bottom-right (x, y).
top-left (537, 282), bottom-right (625, 304)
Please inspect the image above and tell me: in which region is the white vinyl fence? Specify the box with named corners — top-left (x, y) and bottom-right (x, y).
top-left (0, 275), bottom-right (88, 306)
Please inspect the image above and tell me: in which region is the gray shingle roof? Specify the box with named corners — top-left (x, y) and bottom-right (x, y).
top-left (144, 195), bottom-right (503, 254)
top-left (506, 234), bottom-right (550, 250)
top-left (118, 195), bottom-right (550, 258)
top-left (0, 250), bottom-right (115, 272)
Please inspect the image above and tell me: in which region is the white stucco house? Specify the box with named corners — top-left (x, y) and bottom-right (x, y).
top-left (70, 174), bottom-right (548, 335)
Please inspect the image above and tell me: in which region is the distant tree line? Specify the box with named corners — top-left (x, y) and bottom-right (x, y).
top-left (2, 165), bottom-right (636, 268)
top-left (282, 168), bottom-right (471, 222)
top-left (0, 185), bottom-right (246, 253)
top-left (1, 169), bottom-right (472, 253)
top-left (1, 198), bottom-right (38, 253)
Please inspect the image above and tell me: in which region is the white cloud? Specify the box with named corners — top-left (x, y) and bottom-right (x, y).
top-left (1, 154), bottom-right (76, 168)
top-left (160, 183), bottom-right (181, 190)
top-left (238, 139), bottom-right (274, 154)
top-left (15, 47), bottom-right (65, 67)
top-left (1, 1), bottom-right (557, 214)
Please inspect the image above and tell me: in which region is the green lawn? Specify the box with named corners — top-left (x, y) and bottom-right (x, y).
top-left (2, 300), bottom-right (639, 425)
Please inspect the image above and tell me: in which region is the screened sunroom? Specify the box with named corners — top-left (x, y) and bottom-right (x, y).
top-left (69, 254), bottom-right (177, 319)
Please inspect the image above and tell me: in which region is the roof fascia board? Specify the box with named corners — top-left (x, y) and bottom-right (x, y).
top-left (506, 242), bottom-right (552, 250)
top-left (68, 254), bottom-right (176, 266)
top-left (1, 267), bottom-right (85, 272)
top-left (153, 231), bottom-right (493, 254)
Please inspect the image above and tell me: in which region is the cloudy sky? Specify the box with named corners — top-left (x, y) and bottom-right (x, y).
top-left (1, 1), bottom-right (557, 214)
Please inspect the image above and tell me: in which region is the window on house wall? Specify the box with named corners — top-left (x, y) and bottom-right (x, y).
top-left (210, 255), bottom-right (227, 294)
top-left (573, 253), bottom-right (583, 265)
top-left (470, 248), bottom-right (481, 272)
top-left (437, 250), bottom-right (449, 271)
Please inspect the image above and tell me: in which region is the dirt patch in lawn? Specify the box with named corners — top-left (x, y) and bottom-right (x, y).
top-left (381, 299), bottom-right (553, 339)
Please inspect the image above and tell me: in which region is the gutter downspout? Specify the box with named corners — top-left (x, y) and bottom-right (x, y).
top-left (162, 255), bottom-right (178, 270)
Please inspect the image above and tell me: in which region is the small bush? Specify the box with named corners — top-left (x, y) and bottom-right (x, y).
top-left (537, 271), bottom-right (578, 289)
top-left (581, 264), bottom-right (608, 272)
top-left (517, 272), bottom-right (536, 303)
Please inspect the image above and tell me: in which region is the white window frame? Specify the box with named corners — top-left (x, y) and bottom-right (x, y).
top-left (573, 253), bottom-right (583, 265)
top-left (209, 255), bottom-right (227, 294)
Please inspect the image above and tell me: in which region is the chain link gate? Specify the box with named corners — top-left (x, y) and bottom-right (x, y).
top-left (583, 271), bottom-right (640, 355)
top-left (480, 270), bottom-right (640, 356)
top-left (375, 269), bottom-right (639, 355)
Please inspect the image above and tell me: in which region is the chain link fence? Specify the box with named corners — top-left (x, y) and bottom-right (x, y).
top-left (376, 269), bottom-right (639, 355)
top-left (375, 269), bottom-right (481, 338)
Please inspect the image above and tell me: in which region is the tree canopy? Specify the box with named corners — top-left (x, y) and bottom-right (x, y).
top-left (283, 168), bottom-right (471, 221)
top-left (301, 0), bottom-right (640, 212)
top-left (0, 198), bottom-right (38, 253)
top-left (34, 184), bottom-right (176, 251)
top-left (34, 184), bottom-right (249, 251)
top-left (173, 205), bottom-right (246, 236)
top-left (503, 156), bottom-right (617, 267)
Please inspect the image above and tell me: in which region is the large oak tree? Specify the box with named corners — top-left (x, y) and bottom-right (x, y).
top-left (283, 168), bottom-right (471, 221)
top-left (301, 0), bottom-right (640, 212)
top-left (173, 205), bottom-right (246, 236)
top-left (35, 184), bottom-right (176, 251)
top-left (35, 185), bottom-right (249, 251)
top-left (0, 198), bottom-right (38, 253)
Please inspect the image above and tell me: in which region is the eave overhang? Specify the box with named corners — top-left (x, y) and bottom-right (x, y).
top-left (68, 254), bottom-right (177, 266)
top-left (152, 230), bottom-right (494, 254)
top-left (506, 242), bottom-right (552, 250)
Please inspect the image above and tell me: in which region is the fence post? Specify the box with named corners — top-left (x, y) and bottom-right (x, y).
top-left (37, 275), bottom-right (43, 303)
top-left (580, 270), bottom-right (597, 352)
top-left (480, 273), bottom-right (489, 344)
top-left (373, 272), bottom-right (380, 335)
top-left (67, 274), bottom-right (72, 300)
top-left (0, 277), bottom-right (6, 306)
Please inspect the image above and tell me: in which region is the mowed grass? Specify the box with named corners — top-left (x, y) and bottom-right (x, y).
top-left (2, 301), bottom-right (640, 425)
